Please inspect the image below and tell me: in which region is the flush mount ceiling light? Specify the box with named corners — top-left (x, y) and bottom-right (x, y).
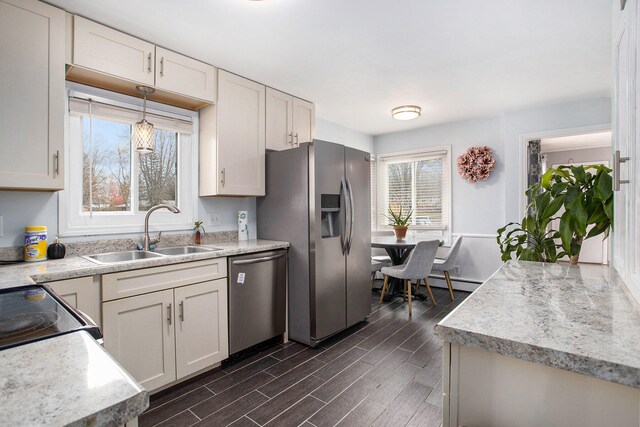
top-left (133, 86), bottom-right (155, 154)
top-left (391, 105), bottom-right (421, 121)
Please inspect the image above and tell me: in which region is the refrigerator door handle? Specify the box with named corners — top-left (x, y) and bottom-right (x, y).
top-left (345, 177), bottom-right (355, 254)
top-left (340, 177), bottom-right (350, 255)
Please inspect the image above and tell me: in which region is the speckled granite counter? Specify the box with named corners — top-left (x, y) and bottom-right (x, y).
top-left (0, 331), bottom-right (148, 426)
top-left (0, 239), bottom-right (289, 290)
top-left (435, 260), bottom-right (640, 388)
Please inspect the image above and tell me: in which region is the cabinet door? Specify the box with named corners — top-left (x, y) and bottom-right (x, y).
top-left (0, 0), bottom-right (64, 190)
top-left (102, 289), bottom-right (176, 391)
top-left (48, 276), bottom-right (100, 328)
top-left (175, 279), bottom-right (228, 378)
top-left (217, 70), bottom-right (266, 196)
top-left (292, 98), bottom-right (315, 146)
top-left (155, 47), bottom-right (216, 102)
top-left (73, 16), bottom-right (154, 86)
top-left (266, 88), bottom-right (293, 151)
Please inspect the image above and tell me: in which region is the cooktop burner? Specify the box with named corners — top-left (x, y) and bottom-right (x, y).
top-left (0, 286), bottom-right (101, 350)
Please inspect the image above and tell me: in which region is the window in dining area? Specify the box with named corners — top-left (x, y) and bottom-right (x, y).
top-left (373, 147), bottom-right (451, 233)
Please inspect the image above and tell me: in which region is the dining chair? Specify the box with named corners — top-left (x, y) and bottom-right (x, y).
top-left (371, 260), bottom-right (384, 288)
top-left (379, 239), bottom-right (440, 315)
top-left (372, 230), bottom-right (394, 264)
top-left (431, 236), bottom-right (463, 301)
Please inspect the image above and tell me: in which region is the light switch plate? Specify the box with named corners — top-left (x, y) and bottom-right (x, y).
top-left (209, 212), bottom-right (221, 226)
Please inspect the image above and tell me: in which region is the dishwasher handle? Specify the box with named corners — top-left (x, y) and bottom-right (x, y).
top-left (231, 253), bottom-right (285, 265)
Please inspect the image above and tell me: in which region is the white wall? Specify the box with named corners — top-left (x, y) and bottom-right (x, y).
top-left (544, 146), bottom-right (611, 167)
top-left (503, 97), bottom-right (611, 223)
top-left (316, 118), bottom-right (375, 153)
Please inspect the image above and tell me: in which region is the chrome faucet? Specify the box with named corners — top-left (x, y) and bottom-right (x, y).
top-left (143, 204), bottom-right (181, 251)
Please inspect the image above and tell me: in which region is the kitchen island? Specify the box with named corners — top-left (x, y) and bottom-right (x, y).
top-left (435, 260), bottom-right (640, 427)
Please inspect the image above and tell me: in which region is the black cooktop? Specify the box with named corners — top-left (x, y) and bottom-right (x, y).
top-left (0, 285), bottom-right (101, 350)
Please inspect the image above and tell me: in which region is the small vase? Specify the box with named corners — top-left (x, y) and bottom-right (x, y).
top-left (394, 226), bottom-right (408, 241)
top-left (195, 230), bottom-right (202, 245)
top-left (569, 254), bottom-right (579, 265)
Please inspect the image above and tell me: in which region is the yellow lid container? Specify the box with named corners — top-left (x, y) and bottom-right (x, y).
top-left (25, 226), bottom-right (47, 262)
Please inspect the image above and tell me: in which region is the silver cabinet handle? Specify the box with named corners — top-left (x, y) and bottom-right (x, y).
top-left (231, 253), bottom-right (285, 265)
top-left (295, 133), bottom-right (299, 146)
top-left (220, 168), bottom-right (225, 187)
top-left (54, 150), bottom-right (60, 176)
top-left (160, 57), bottom-right (164, 77)
top-left (614, 150), bottom-right (630, 191)
top-left (179, 301), bottom-right (184, 322)
top-left (147, 53), bottom-right (152, 73)
top-left (167, 303), bottom-right (172, 325)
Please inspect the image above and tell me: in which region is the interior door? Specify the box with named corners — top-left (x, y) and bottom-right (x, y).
top-left (312, 141), bottom-right (347, 341)
top-left (345, 147), bottom-right (372, 326)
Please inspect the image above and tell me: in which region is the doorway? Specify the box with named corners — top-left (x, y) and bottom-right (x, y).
top-left (526, 130), bottom-right (612, 265)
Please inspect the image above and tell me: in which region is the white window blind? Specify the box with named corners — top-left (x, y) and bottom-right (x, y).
top-left (378, 149), bottom-right (450, 230)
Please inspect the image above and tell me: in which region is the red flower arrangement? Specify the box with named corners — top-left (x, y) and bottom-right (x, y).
top-left (457, 146), bottom-right (496, 183)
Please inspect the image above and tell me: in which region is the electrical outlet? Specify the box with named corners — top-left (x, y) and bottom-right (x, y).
top-left (209, 212), bottom-right (221, 226)
top-left (454, 265), bottom-right (461, 275)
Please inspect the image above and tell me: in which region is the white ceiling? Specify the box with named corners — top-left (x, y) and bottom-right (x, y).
top-left (47, 0), bottom-right (612, 136)
top-left (541, 131), bottom-right (612, 153)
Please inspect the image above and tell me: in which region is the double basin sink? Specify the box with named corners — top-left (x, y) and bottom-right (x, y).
top-left (83, 246), bottom-right (222, 265)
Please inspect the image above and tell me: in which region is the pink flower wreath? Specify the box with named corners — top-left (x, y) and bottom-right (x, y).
top-left (457, 146), bottom-right (496, 183)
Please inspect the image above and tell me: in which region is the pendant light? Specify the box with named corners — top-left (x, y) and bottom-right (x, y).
top-left (133, 86), bottom-right (155, 153)
top-left (391, 105), bottom-right (421, 121)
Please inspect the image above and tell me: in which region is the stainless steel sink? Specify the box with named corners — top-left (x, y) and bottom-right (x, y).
top-left (152, 246), bottom-right (220, 256)
top-left (82, 250), bottom-right (163, 265)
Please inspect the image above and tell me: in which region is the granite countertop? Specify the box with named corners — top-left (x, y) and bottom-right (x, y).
top-left (435, 260), bottom-right (640, 388)
top-left (0, 239), bottom-right (290, 290)
top-left (0, 331), bottom-right (148, 426)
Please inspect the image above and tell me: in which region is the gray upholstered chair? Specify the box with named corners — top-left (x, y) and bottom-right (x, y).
top-left (371, 260), bottom-right (384, 288)
top-left (431, 236), bottom-right (463, 301)
top-left (371, 230), bottom-right (394, 264)
top-left (379, 239), bottom-right (440, 315)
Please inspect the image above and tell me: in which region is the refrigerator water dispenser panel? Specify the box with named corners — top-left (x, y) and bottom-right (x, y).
top-left (321, 194), bottom-right (341, 238)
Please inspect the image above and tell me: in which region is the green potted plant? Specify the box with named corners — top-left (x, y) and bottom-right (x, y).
top-left (193, 220), bottom-right (206, 245)
top-left (385, 206), bottom-right (413, 240)
top-left (497, 184), bottom-right (565, 262)
top-left (540, 164), bottom-right (613, 264)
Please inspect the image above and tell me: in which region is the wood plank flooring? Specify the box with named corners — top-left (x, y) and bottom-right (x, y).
top-left (138, 286), bottom-right (469, 427)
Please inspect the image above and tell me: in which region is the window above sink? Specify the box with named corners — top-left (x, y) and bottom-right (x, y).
top-left (59, 83), bottom-right (198, 237)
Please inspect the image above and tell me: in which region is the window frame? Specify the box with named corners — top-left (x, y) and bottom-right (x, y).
top-left (59, 83), bottom-right (198, 237)
top-left (374, 146), bottom-right (452, 238)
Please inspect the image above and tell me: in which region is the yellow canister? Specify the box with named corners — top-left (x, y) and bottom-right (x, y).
top-left (24, 226), bottom-right (47, 262)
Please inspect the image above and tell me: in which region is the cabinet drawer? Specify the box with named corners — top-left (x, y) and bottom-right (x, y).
top-left (102, 258), bottom-right (227, 301)
top-left (73, 16), bottom-right (154, 86)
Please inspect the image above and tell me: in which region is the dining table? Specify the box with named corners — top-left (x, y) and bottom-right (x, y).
top-left (371, 235), bottom-right (444, 300)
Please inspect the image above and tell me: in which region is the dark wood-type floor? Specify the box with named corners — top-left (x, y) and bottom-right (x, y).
top-left (139, 285), bottom-right (469, 427)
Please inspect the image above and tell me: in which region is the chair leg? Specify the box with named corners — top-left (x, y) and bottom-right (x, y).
top-left (423, 278), bottom-right (436, 306)
top-left (371, 272), bottom-right (376, 289)
top-left (379, 275), bottom-right (389, 304)
top-left (407, 279), bottom-right (412, 316)
top-left (444, 271), bottom-right (455, 301)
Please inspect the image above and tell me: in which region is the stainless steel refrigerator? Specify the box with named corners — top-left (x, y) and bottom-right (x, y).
top-left (257, 140), bottom-right (371, 347)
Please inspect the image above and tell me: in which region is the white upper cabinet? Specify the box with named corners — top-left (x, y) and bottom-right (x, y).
top-left (0, 0), bottom-right (64, 190)
top-left (293, 97), bottom-right (315, 146)
top-left (201, 70), bottom-right (266, 196)
top-left (73, 16), bottom-right (155, 86)
top-left (266, 87), bottom-right (315, 151)
top-left (155, 47), bottom-right (216, 103)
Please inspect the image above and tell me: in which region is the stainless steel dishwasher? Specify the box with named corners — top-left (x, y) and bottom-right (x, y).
top-left (228, 249), bottom-right (287, 354)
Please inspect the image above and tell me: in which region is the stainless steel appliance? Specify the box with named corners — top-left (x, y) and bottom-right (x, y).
top-left (228, 250), bottom-right (287, 354)
top-left (257, 140), bottom-right (371, 347)
top-left (0, 285), bottom-right (102, 350)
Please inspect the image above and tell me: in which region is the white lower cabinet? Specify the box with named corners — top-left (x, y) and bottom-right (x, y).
top-left (47, 276), bottom-right (101, 328)
top-left (102, 261), bottom-right (228, 392)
